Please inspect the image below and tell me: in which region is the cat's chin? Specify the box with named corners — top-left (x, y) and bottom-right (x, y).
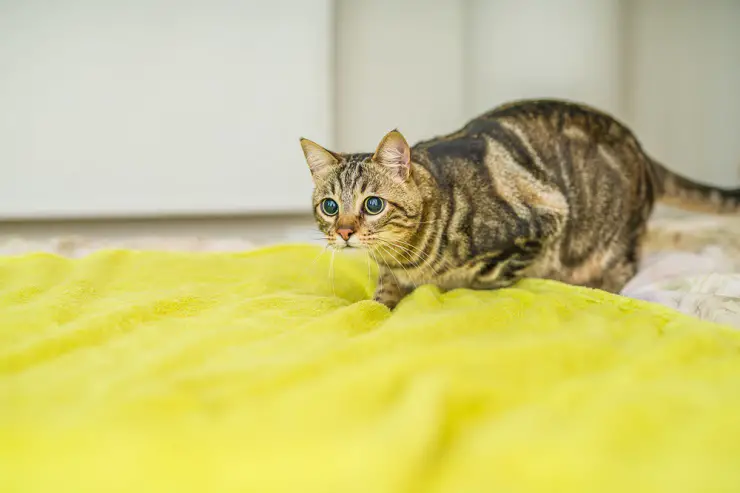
top-left (330, 242), bottom-right (365, 250)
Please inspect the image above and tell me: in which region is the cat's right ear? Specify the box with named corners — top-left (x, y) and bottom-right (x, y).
top-left (300, 138), bottom-right (338, 181)
top-left (372, 129), bottom-right (411, 183)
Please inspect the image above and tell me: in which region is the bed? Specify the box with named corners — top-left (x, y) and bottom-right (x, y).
top-left (2, 244), bottom-right (740, 492)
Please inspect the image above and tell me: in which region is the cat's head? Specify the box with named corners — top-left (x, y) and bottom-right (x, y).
top-left (300, 130), bottom-right (424, 252)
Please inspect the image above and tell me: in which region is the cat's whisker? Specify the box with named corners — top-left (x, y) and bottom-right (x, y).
top-left (389, 245), bottom-right (439, 280)
top-left (377, 242), bottom-right (417, 289)
top-left (386, 242), bottom-right (426, 272)
top-left (365, 251), bottom-right (373, 292)
top-left (374, 237), bottom-right (443, 278)
top-left (367, 236), bottom-right (417, 264)
top-left (299, 244), bottom-right (329, 278)
top-left (374, 245), bottom-right (403, 290)
top-left (392, 238), bottom-right (447, 274)
top-left (367, 249), bottom-right (383, 294)
top-left (329, 249), bottom-right (337, 298)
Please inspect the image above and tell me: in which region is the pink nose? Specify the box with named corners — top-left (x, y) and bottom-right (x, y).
top-left (337, 228), bottom-right (354, 241)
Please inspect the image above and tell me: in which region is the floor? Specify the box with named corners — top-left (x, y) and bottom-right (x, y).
top-left (0, 213), bottom-right (319, 256)
top-left (0, 207), bottom-right (738, 259)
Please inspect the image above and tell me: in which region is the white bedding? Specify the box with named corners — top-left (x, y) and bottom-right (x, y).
top-left (623, 247), bottom-right (740, 327)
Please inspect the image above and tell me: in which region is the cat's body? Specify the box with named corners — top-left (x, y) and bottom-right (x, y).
top-left (301, 99), bottom-right (740, 309)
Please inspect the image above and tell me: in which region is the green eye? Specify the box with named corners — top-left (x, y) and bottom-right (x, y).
top-left (364, 196), bottom-right (385, 215)
top-left (320, 198), bottom-right (339, 216)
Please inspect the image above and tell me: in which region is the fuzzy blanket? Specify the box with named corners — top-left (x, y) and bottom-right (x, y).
top-left (2, 246), bottom-right (740, 493)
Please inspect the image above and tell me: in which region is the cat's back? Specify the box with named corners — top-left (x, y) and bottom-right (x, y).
top-left (412, 98), bottom-right (643, 186)
top-left (425, 99), bottom-right (634, 146)
top-left (481, 99), bottom-right (637, 146)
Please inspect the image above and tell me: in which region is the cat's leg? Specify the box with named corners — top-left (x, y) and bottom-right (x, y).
top-left (373, 266), bottom-right (412, 310)
top-left (470, 214), bottom-right (564, 290)
top-left (573, 228), bottom-right (644, 293)
top-left (589, 229), bottom-right (644, 293)
top-left (593, 258), bottom-right (639, 293)
top-left (470, 238), bottom-right (544, 290)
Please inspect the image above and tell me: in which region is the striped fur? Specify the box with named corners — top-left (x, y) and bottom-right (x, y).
top-left (301, 99), bottom-right (740, 309)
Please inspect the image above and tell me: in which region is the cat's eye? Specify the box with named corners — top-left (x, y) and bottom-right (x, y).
top-left (320, 198), bottom-right (339, 216)
top-left (364, 196), bottom-right (385, 215)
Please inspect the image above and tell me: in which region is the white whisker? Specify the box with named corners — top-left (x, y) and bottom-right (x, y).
top-left (329, 249), bottom-right (337, 298)
top-left (377, 242), bottom-right (417, 289)
top-left (365, 252), bottom-right (373, 292)
top-left (301, 244), bottom-right (328, 277)
top-left (374, 237), bottom-right (443, 278)
top-left (375, 244), bottom-right (405, 290)
top-left (368, 249), bottom-right (383, 294)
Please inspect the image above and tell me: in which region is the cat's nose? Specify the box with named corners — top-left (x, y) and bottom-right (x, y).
top-left (337, 228), bottom-right (354, 241)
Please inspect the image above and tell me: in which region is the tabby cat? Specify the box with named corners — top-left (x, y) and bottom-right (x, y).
top-left (300, 99), bottom-right (739, 309)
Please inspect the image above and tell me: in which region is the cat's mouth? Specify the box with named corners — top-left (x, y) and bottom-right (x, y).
top-left (333, 241), bottom-right (364, 250)
top-left (331, 236), bottom-right (366, 250)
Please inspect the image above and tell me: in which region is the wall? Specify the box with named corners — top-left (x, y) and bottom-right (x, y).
top-left (335, 0), bottom-right (740, 183)
top-left (0, 0), bottom-right (332, 219)
top-left (626, 0), bottom-right (740, 183)
top-left (1, 0), bottom-right (739, 236)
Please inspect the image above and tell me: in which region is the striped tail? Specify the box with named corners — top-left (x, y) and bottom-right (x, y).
top-left (650, 159), bottom-right (740, 214)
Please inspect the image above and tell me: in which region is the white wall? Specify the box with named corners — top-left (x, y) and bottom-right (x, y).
top-left (1, 0), bottom-right (738, 222)
top-left (0, 0), bottom-right (332, 219)
top-left (335, 0), bottom-right (740, 187)
top-left (626, 0), bottom-right (740, 183)
top-left (335, 0), bottom-right (466, 151)
top-left (464, 0), bottom-right (623, 117)
top-left (335, 0), bottom-right (623, 150)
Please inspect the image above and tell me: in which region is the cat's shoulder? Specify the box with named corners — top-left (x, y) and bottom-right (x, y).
top-left (412, 132), bottom-right (487, 164)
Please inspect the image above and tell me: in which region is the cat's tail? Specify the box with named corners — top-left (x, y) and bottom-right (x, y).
top-left (650, 158), bottom-right (740, 214)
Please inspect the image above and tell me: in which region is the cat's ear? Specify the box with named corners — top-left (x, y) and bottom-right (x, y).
top-left (372, 129), bottom-right (411, 182)
top-left (300, 138), bottom-right (338, 181)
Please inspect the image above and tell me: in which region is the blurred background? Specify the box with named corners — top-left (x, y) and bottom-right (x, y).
top-left (1, 0), bottom-right (739, 252)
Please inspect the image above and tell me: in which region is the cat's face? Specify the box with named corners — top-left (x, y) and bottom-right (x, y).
top-left (300, 130), bottom-right (423, 254)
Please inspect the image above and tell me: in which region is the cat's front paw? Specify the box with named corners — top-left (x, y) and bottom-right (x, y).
top-left (373, 292), bottom-right (402, 310)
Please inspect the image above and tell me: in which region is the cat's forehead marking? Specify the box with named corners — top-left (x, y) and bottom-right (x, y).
top-left (339, 164), bottom-right (359, 206)
top-left (335, 154), bottom-right (372, 206)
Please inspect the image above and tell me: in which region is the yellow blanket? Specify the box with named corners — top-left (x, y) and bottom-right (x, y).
top-left (2, 245), bottom-right (740, 493)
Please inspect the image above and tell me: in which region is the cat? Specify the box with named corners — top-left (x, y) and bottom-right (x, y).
top-left (300, 99), bottom-right (740, 309)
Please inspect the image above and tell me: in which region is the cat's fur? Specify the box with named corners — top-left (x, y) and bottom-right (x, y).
top-left (300, 99), bottom-right (740, 309)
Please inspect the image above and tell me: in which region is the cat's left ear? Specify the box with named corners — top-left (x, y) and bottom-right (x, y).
top-left (372, 129), bottom-right (411, 183)
top-left (300, 138), bottom-right (339, 181)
